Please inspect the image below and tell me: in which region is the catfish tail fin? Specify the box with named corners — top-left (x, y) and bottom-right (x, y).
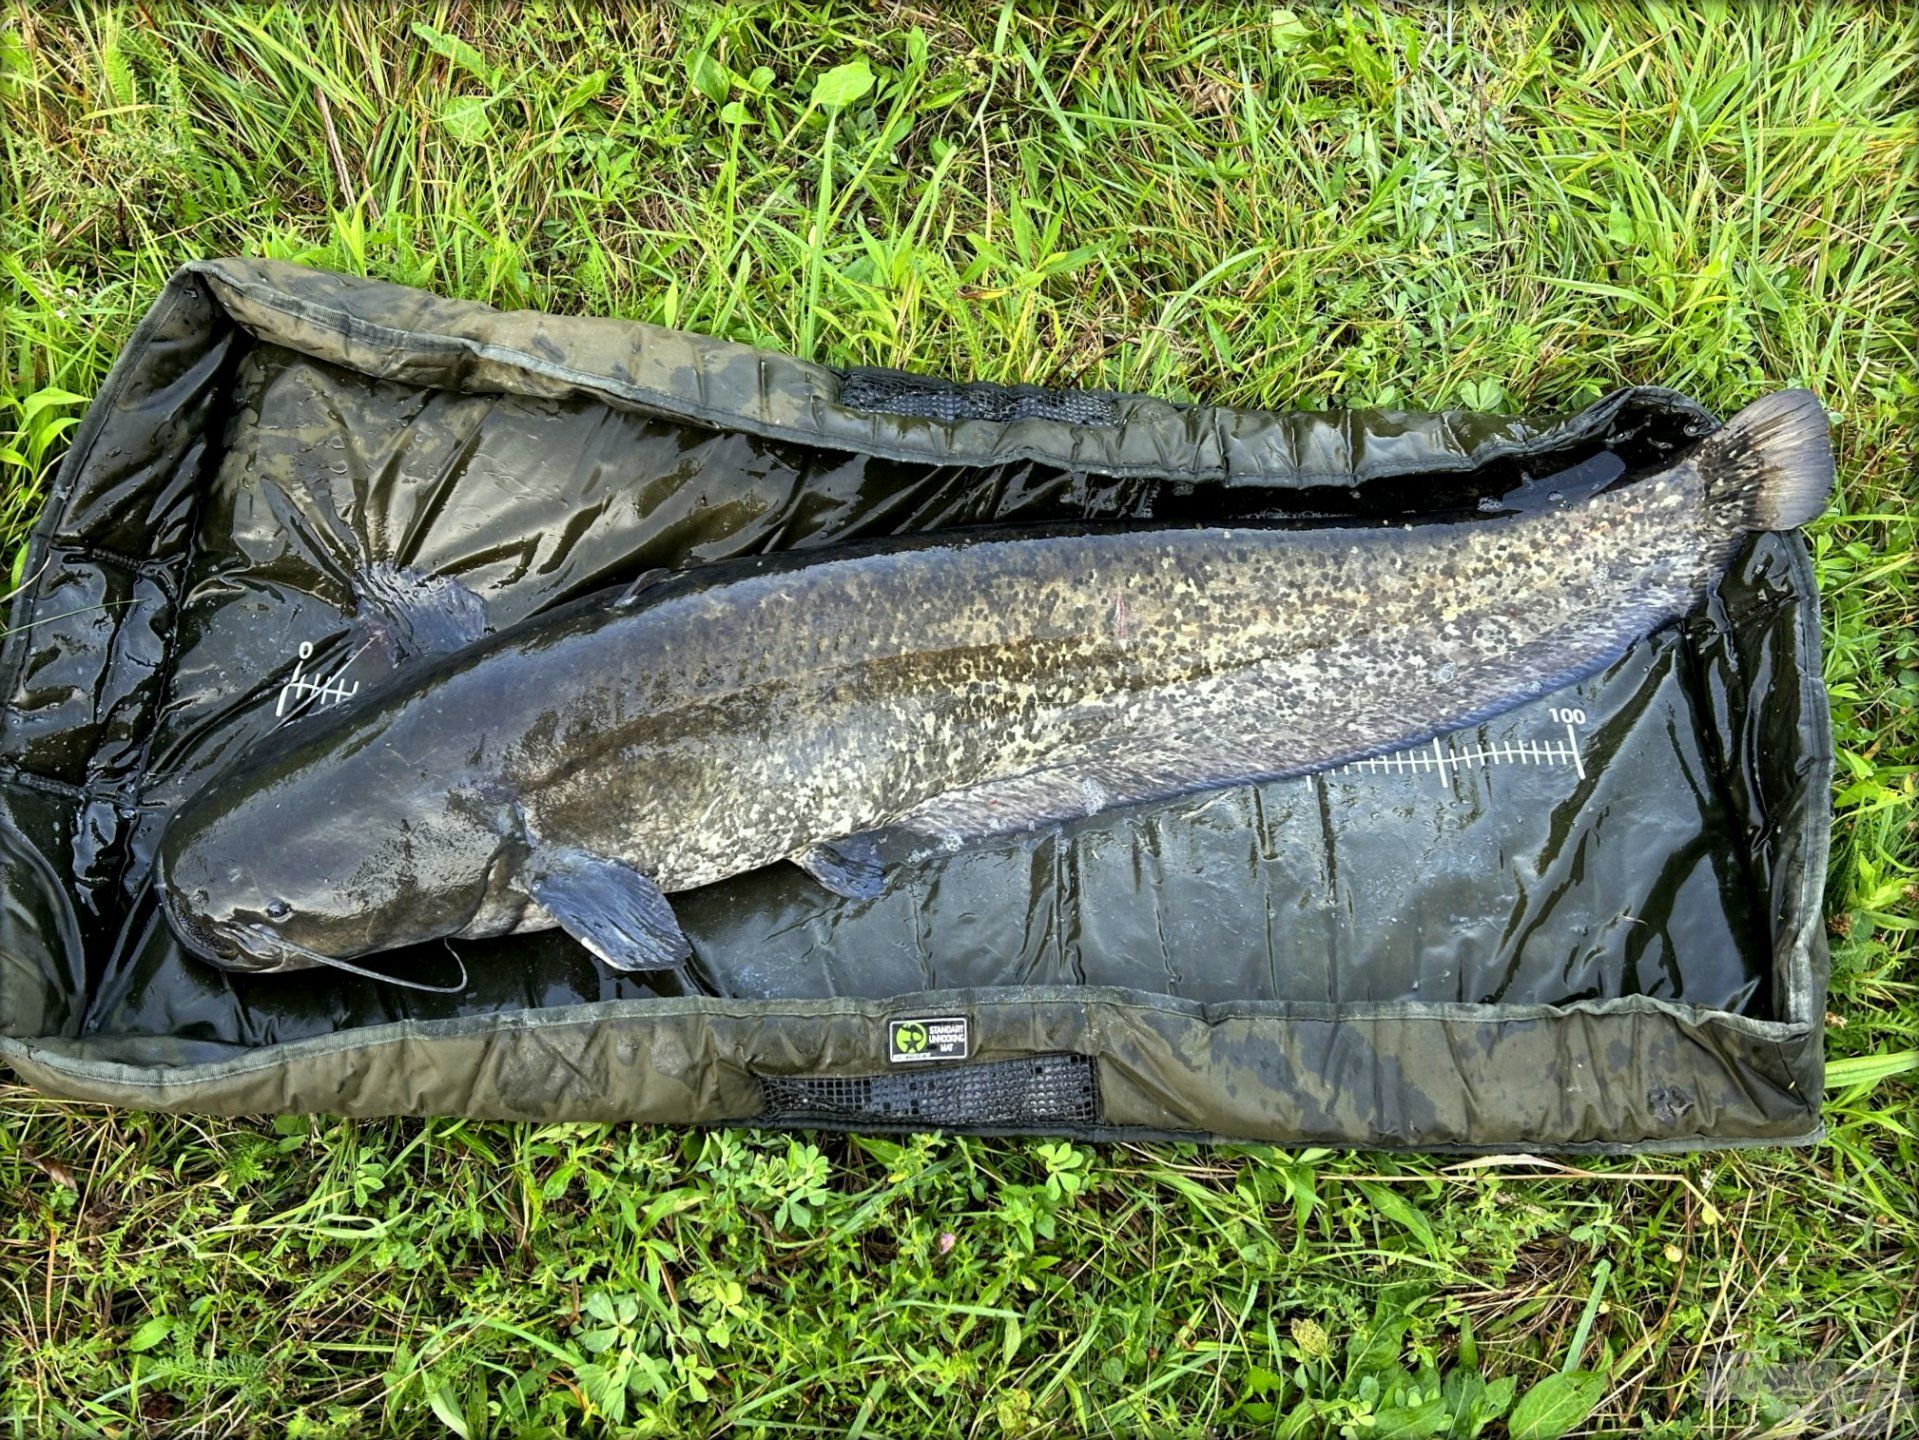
top-left (1693, 389), bottom-right (1833, 532)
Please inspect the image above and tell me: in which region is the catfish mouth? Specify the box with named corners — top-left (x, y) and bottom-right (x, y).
top-left (156, 864), bottom-right (301, 972)
top-left (160, 885), bottom-right (473, 993)
top-left (155, 838), bottom-right (349, 973)
top-left (157, 885), bottom-right (234, 963)
top-left (163, 898), bottom-right (302, 973)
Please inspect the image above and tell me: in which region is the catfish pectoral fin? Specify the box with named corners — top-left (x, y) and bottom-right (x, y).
top-left (353, 561), bottom-right (490, 662)
top-left (793, 834), bottom-right (887, 900)
top-left (525, 846), bottom-right (691, 972)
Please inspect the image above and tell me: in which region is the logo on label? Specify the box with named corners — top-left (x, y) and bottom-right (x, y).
top-left (888, 1016), bottom-right (969, 1064)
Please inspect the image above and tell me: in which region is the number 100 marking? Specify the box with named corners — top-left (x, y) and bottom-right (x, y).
top-left (1549, 706), bottom-right (1587, 725)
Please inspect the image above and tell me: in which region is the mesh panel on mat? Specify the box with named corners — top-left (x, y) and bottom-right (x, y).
top-left (757, 1054), bottom-right (1099, 1128)
top-left (837, 368), bottom-right (1120, 427)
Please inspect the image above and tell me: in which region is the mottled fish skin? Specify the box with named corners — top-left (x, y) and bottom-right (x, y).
top-left (155, 391), bottom-right (1832, 976)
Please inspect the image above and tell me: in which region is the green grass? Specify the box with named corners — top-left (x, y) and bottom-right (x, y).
top-left (2, 3), bottom-right (1914, 1435)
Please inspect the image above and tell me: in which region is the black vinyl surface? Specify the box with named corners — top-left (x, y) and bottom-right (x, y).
top-left (53, 344), bottom-right (1797, 1051)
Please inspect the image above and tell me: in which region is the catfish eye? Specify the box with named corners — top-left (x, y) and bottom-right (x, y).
top-left (264, 899), bottom-right (293, 922)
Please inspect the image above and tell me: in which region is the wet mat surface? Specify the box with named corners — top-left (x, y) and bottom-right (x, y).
top-left (66, 344), bottom-right (1791, 1051)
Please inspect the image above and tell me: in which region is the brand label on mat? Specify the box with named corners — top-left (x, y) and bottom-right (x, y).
top-left (887, 1016), bottom-right (970, 1064)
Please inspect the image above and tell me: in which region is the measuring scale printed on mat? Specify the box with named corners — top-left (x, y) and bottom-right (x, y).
top-left (273, 640), bottom-right (361, 718)
top-left (1328, 706), bottom-right (1589, 790)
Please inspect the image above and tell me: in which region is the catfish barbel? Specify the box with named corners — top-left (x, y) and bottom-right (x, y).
top-left (157, 391), bottom-right (1832, 986)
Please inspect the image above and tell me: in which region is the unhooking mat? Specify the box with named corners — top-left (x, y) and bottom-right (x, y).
top-left (0, 260), bottom-right (1830, 1149)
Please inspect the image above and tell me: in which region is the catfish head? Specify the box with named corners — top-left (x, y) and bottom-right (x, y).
top-left (155, 711), bottom-right (525, 985)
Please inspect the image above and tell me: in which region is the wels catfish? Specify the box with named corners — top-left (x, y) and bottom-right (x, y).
top-left (156, 390), bottom-right (1832, 986)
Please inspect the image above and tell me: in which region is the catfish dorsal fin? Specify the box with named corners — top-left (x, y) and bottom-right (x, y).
top-left (614, 568), bottom-right (672, 608)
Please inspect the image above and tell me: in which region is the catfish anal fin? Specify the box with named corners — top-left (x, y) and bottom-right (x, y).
top-left (794, 834), bottom-right (887, 900)
top-left (897, 764), bottom-right (1126, 849)
top-left (527, 846), bottom-right (691, 972)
